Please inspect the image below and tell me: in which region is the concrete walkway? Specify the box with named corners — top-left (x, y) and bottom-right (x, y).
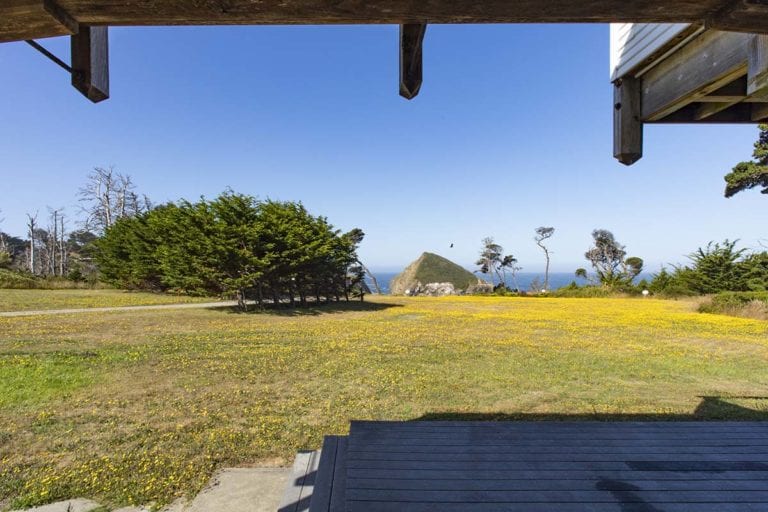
top-left (185, 468), bottom-right (290, 512)
top-left (0, 301), bottom-right (242, 318)
top-left (12, 467), bottom-right (291, 512)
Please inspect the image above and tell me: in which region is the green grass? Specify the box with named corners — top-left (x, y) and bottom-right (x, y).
top-left (0, 289), bottom-right (218, 312)
top-left (0, 295), bottom-right (767, 509)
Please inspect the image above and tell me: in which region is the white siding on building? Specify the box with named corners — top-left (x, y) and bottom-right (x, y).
top-left (610, 23), bottom-right (692, 81)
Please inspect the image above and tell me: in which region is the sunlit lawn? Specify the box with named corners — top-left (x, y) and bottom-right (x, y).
top-left (1, 295), bottom-right (767, 509)
top-left (0, 289), bottom-right (218, 312)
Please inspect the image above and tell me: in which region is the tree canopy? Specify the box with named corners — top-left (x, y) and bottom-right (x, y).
top-left (583, 229), bottom-right (643, 288)
top-left (724, 124), bottom-right (768, 197)
top-left (96, 192), bottom-right (365, 309)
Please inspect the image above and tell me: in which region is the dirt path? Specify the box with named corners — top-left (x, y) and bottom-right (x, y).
top-left (0, 301), bottom-right (241, 317)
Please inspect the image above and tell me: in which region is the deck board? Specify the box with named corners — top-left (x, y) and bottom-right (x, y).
top-left (327, 421), bottom-right (768, 511)
top-left (307, 436), bottom-right (340, 512)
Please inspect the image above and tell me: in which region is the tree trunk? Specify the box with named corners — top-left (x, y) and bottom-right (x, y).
top-left (27, 214), bottom-right (37, 274)
top-left (59, 215), bottom-right (65, 277)
top-left (511, 271), bottom-right (520, 293)
top-left (237, 289), bottom-right (248, 312)
top-left (360, 262), bottom-right (381, 294)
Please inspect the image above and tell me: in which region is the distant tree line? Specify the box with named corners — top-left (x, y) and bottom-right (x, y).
top-left (0, 167), bottom-right (145, 283)
top-left (475, 227), bottom-right (555, 293)
top-left (475, 227), bottom-right (646, 295)
top-left (96, 192), bottom-right (366, 309)
top-left (1, 169), bottom-right (368, 307)
top-left (0, 209), bottom-right (98, 282)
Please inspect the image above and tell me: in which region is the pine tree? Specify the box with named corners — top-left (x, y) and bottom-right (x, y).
top-left (724, 124), bottom-right (768, 197)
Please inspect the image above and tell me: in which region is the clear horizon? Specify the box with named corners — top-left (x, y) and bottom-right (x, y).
top-left (1, 24), bottom-right (765, 273)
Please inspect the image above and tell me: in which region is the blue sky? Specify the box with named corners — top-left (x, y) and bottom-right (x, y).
top-left (0, 24), bottom-right (765, 272)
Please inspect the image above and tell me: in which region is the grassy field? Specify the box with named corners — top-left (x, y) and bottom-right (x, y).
top-left (0, 289), bottom-right (218, 312)
top-left (1, 295), bottom-right (767, 509)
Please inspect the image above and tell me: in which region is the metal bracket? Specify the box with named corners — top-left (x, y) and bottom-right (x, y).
top-left (25, 39), bottom-right (72, 72)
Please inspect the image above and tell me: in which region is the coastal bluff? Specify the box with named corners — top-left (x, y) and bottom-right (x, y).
top-left (389, 252), bottom-right (485, 296)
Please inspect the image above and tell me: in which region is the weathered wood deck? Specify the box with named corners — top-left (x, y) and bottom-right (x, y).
top-left (282, 420), bottom-right (768, 512)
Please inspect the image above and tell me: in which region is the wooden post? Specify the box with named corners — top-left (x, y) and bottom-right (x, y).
top-left (613, 77), bottom-right (643, 166)
top-left (71, 26), bottom-right (109, 103)
top-left (400, 23), bottom-right (426, 100)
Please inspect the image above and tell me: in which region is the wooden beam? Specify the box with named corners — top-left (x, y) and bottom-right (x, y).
top-left (613, 77), bottom-right (643, 166)
top-left (43, 0), bottom-right (78, 34)
top-left (693, 37), bottom-right (768, 120)
top-left (63, 0), bottom-right (727, 25)
top-left (694, 101), bottom-right (742, 120)
top-left (0, 0), bottom-right (74, 42)
top-left (650, 102), bottom-right (756, 123)
top-left (8, 0), bottom-right (768, 44)
top-left (697, 77), bottom-right (747, 103)
top-left (747, 35), bottom-right (768, 120)
top-left (399, 23), bottom-right (426, 100)
top-left (71, 25), bottom-right (109, 102)
top-left (747, 35), bottom-right (768, 97)
top-left (641, 30), bottom-right (750, 121)
top-left (751, 102), bottom-right (768, 121)
top-left (708, 0), bottom-right (768, 34)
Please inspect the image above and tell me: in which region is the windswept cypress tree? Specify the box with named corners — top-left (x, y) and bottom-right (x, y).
top-left (725, 124), bottom-right (768, 197)
top-left (96, 192), bottom-right (365, 309)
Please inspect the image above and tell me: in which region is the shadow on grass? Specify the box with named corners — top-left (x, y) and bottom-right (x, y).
top-left (212, 300), bottom-right (403, 316)
top-left (412, 396), bottom-right (768, 422)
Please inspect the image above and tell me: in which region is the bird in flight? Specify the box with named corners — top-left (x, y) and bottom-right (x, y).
top-left (450, 243), bottom-right (454, 248)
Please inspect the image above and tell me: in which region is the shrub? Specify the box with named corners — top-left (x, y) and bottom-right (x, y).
top-left (709, 291), bottom-right (768, 308)
top-left (550, 285), bottom-right (624, 298)
top-left (0, 269), bottom-right (40, 289)
top-left (0, 269), bottom-right (104, 290)
top-left (652, 242), bottom-right (768, 296)
top-left (699, 291), bottom-right (768, 320)
top-left (0, 251), bottom-right (12, 269)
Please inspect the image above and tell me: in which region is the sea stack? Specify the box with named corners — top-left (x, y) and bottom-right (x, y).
top-left (390, 252), bottom-right (483, 296)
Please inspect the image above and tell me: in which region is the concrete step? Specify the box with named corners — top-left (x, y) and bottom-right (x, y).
top-left (278, 449), bottom-right (322, 512)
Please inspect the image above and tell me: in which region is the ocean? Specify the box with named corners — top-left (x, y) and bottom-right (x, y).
top-left (365, 271), bottom-right (651, 294)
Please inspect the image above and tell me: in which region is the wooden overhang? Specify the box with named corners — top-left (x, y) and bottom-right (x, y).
top-left (614, 31), bottom-right (768, 165)
top-left (5, 0), bottom-right (768, 43)
top-left (6, 0), bottom-right (768, 165)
